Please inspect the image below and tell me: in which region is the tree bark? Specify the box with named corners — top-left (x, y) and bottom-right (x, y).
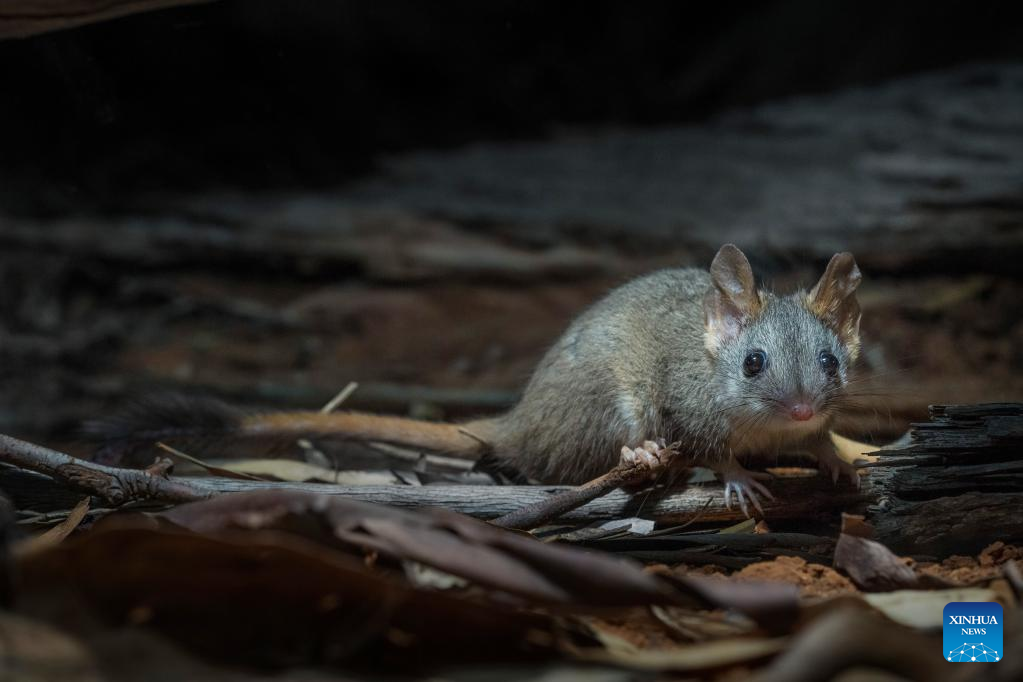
top-left (0, 435), bottom-right (211, 505)
top-left (867, 403), bottom-right (1023, 556)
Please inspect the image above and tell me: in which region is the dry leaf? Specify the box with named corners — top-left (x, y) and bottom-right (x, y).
top-left (156, 443), bottom-right (266, 481)
top-left (720, 518), bottom-right (757, 534)
top-left (205, 459), bottom-right (401, 484)
top-left (756, 606), bottom-right (944, 682)
top-left (829, 431), bottom-right (881, 465)
top-left (834, 533), bottom-right (921, 591)
top-left (17, 523), bottom-right (560, 668)
top-left (864, 587), bottom-right (1005, 629)
top-left (650, 605), bottom-right (754, 641)
top-left (157, 490), bottom-right (799, 624)
top-left (569, 624), bottom-right (786, 672)
top-left (15, 497), bottom-right (91, 557)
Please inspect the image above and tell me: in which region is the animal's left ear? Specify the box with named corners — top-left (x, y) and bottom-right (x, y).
top-left (806, 252), bottom-right (862, 359)
top-left (704, 244), bottom-right (762, 355)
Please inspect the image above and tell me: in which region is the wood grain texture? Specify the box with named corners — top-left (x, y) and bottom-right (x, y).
top-left (868, 403), bottom-right (1023, 555)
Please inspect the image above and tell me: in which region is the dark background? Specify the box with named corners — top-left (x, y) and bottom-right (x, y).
top-left (2, 0), bottom-right (1022, 206)
top-left (0, 0), bottom-right (1021, 451)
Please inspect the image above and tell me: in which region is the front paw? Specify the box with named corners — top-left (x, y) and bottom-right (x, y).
top-left (620, 439), bottom-right (673, 483)
top-left (817, 450), bottom-right (861, 488)
top-left (722, 470), bottom-right (775, 518)
top-left (620, 439), bottom-right (666, 468)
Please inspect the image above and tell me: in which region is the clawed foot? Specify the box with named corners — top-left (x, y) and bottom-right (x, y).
top-left (620, 439), bottom-right (667, 468)
top-left (721, 468), bottom-right (775, 518)
top-left (620, 439), bottom-right (673, 483)
top-left (817, 450), bottom-right (861, 488)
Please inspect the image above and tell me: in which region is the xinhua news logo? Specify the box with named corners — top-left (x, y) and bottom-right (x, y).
top-left (943, 602), bottom-right (1003, 662)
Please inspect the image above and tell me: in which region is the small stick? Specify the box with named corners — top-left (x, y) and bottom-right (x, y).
top-left (320, 382), bottom-right (359, 414)
top-left (491, 459), bottom-right (663, 530)
top-left (298, 381), bottom-right (360, 474)
top-left (0, 433), bottom-right (214, 505)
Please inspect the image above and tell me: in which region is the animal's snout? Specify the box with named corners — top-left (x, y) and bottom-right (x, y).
top-left (789, 403), bottom-right (814, 421)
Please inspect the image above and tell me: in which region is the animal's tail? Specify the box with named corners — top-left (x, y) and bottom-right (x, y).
top-left (85, 392), bottom-right (493, 465)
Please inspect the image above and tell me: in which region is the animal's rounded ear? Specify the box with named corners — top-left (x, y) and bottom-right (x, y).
top-left (710, 244), bottom-right (758, 306)
top-left (806, 252), bottom-right (862, 358)
top-left (704, 244), bottom-right (761, 354)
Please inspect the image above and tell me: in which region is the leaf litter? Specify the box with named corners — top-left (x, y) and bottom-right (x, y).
top-left (4, 433), bottom-right (1020, 680)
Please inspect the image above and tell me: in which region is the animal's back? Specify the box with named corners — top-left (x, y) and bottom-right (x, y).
top-left (478, 267), bottom-right (716, 483)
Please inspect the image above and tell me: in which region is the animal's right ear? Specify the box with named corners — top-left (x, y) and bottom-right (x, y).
top-left (805, 252), bottom-right (862, 359)
top-left (703, 244), bottom-right (762, 355)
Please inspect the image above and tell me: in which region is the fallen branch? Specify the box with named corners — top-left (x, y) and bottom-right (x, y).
top-left (0, 462), bottom-right (866, 522)
top-left (20, 399), bottom-right (1020, 536)
top-left (0, 434), bottom-right (213, 505)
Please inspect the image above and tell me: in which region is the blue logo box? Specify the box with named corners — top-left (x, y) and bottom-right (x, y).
top-left (943, 601), bottom-right (1003, 662)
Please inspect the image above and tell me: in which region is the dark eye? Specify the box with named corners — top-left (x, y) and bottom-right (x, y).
top-left (819, 350), bottom-right (839, 376)
top-left (743, 350), bottom-right (767, 377)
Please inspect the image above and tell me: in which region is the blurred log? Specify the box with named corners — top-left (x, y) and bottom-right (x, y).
top-left (867, 403), bottom-right (1023, 556)
top-left (0, 212), bottom-right (618, 282)
top-left (0, 0), bottom-right (211, 40)
top-left (298, 64), bottom-right (1023, 275)
top-left (1, 65), bottom-right (1020, 278)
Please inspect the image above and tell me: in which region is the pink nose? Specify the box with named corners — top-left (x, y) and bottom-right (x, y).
top-left (790, 403), bottom-right (814, 421)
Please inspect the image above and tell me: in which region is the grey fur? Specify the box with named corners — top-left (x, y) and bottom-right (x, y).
top-left (473, 250), bottom-right (858, 484)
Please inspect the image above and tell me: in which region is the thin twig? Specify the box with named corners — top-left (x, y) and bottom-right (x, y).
top-left (299, 381), bottom-right (360, 477)
top-left (491, 460), bottom-right (662, 530)
top-left (0, 433), bottom-right (214, 505)
top-left (156, 442), bottom-right (266, 481)
top-left (321, 382), bottom-right (359, 413)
